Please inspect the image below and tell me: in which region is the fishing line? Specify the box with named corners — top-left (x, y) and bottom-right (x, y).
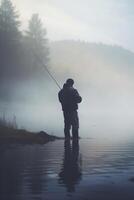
top-left (34, 53), bottom-right (61, 90)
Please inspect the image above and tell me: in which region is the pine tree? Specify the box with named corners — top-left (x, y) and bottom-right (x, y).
top-left (0, 0), bottom-right (21, 49)
top-left (0, 0), bottom-right (21, 79)
top-left (25, 14), bottom-right (49, 75)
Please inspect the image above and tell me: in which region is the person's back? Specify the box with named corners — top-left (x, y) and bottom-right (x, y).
top-left (58, 84), bottom-right (82, 112)
top-left (58, 79), bottom-right (82, 140)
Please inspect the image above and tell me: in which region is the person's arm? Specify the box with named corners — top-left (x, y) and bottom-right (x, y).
top-left (58, 91), bottom-right (62, 103)
top-left (74, 89), bottom-right (82, 103)
top-left (58, 90), bottom-right (64, 103)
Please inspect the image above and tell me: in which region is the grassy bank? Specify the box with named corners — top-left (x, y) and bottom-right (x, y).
top-left (0, 118), bottom-right (62, 144)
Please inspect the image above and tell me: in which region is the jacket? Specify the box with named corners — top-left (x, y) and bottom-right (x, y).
top-left (58, 86), bottom-right (82, 112)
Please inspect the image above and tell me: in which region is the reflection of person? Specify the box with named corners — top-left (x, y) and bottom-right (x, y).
top-left (59, 140), bottom-right (82, 193)
top-left (58, 79), bottom-right (82, 140)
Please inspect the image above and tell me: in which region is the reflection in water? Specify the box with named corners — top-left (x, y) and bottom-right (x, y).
top-left (0, 145), bottom-right (23, 199)
top-left (59, 140), bottom-right (82, 192)
top-left (24, 150), bottom-right (47, 196)
top-left (0, 145), bottom-right (49, 199)
top-left (1, 139), bottom-right (134, 199)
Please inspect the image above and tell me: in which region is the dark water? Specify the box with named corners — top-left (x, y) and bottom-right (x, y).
top-left (1, 138), bottom-right (134, 200)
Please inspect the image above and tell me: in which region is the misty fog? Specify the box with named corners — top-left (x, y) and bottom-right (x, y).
top-left (1, 40), bottom-right (134, 139)
top-left (0, 0), bottom-right (134, 139)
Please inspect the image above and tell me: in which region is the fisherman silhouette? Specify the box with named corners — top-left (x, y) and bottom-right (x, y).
top-left (58, 139), bottom-right (82, 193)
top-left (58, 79), bottom-right (82, 140)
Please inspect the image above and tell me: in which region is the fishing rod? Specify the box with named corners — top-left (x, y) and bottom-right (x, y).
top-left (34, 53), bottom-right (62, 90)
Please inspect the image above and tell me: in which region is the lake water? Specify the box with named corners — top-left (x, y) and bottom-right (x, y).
top-left (1, 138), bottom-right (134, 200)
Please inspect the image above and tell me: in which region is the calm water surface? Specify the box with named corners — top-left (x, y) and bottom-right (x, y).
top-left (1, 138), bottom-right (134, 200)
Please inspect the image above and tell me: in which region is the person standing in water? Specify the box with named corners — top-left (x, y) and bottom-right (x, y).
top-left (58, 79), bottom-right (82, 140)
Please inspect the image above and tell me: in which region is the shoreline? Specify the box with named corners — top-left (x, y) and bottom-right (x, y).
top-left (0, 127), bottom-right (63, 144)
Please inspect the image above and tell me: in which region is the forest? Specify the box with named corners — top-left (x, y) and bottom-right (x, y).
top-left (0, 0), bottom-right (49, 85)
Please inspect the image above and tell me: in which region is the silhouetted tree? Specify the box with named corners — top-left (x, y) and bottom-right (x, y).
top-left (0, 0), bottom-right (21, 80)
top-left (0, 1), bottom-right (50, 101)
top-left (25, 14), bottom-right (49, 77)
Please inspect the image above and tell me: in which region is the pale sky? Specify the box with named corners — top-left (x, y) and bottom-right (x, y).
top-left (11, 0), bottom-right (134, 51)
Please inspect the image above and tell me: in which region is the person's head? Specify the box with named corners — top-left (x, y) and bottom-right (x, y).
top-left (66, 78), bottom-right (74, 87)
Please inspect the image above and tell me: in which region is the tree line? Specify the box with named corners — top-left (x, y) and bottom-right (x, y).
top-left (0, 0), bottom-right (49, 83)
